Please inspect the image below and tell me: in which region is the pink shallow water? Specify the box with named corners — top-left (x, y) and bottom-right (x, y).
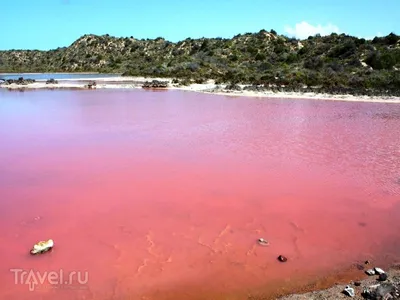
top-left (0, 89), bottom-right (399, 299)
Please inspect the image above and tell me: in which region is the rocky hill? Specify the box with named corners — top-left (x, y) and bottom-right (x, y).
top-left (1, 30), bottom-right (399, 95)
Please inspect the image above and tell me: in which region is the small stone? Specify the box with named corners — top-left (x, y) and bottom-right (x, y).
top-left (30, 239), bottom-right (54, 255)
top-left (374, 267), bottom-right (385, 275)
top-left (356, 264), bottom-right (365, 270)
top-left (365, 260), bottom-right (370, 265)
top-left (354, 281), bottom-right (362, 286)
top-left (257, 238), bottom-right (269, 246)
top-left (369, 284), bottom-right (381, 289)
top-left (378, 273), bottom-right (388, 281)
top-left (278, 255), bottom-right (288, 262)
top-left (343, 285), bottom-right (355, 297)
top-left (365, 269), bottom-right (376, 276)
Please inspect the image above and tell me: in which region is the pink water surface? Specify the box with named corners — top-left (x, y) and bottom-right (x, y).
top-left (0, 89), bottom-right (399, 299)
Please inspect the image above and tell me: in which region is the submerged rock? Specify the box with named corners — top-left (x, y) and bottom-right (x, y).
top-left (357, 264), bottom-right (366, 270)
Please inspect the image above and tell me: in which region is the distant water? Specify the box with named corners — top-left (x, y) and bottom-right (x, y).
top-left (0, 73), bottom-right (121, 81)
top-left (0, 89), bottom-right (399, 300)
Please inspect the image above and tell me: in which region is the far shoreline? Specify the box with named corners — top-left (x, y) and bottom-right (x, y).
top-left (0, 72), bottom-right (120, 75)
top-left (1, 76), bottom-right (400, 104)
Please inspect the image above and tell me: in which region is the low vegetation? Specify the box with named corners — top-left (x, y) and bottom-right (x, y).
top-left (1, 30), bottom-right (399, 96)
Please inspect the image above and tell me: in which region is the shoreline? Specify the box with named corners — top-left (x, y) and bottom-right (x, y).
top-left (278, 264), bottom-right (400, 299)
top-left (1, 76), bottom-right (400, 103)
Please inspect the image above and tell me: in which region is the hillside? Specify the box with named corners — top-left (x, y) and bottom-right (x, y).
top-left (1, 30), bottom-right (400, 95)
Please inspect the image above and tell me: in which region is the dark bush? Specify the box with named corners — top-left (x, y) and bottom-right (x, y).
top-left (304, 57), bottom-right (323, 69)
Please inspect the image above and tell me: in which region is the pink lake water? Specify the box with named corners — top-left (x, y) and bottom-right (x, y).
top-left (0, 89), bottom-right (399, 300)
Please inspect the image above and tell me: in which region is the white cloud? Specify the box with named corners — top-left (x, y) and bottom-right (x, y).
top-left (284, 21), bottom-right (340, 39)
top-left (364, 32), bottom-right (384, 40)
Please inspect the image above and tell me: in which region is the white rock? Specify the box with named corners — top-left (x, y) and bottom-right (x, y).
top-left (30, 239), bottom-right (54, 254)
top-left (365, 269), bottom-right (376, 275)
top-left (343, 285), bottom-right (355, 297)
top-left (374, 267), bottom-right (385, 275)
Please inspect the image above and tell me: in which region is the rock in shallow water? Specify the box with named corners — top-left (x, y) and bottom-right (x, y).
top-left (278, 255), bottom-right (288, 262)
top-left (257, 238), bottom-right (269, 246)
top-left (357, 264), bottom-right (365, 270)
top-left (374, 267), bottom-right (386, 275)
top-left (30, 239), bottom-right (54, 255)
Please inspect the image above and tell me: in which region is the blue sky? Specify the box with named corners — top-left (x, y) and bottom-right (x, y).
top-left (1, 0), bottom-right (399, 50)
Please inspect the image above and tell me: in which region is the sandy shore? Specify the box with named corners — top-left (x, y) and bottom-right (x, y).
top-left (1, 76), bottom-right (400, 103)
top-left (278, 265), bottom-right (400, 299)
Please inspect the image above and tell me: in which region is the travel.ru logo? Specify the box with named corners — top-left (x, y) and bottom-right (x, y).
top-left (10, 268), bottom-right (89, 291)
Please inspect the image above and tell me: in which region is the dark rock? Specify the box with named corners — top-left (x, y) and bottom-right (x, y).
top-left (4, 77), bottom-right (35, 85)
top-left (361, 288), bottom-right (372, 299)
top-left (278, 255), bottom-right (288, 262)
top-left (354, 281), bottom-right (362, 286)
top-left (87, 81), bottom-right (97, 89)
top-left (142, 80), bottom-right (168, 89)
top-left (46, 78), bottom-right (58, 84)
top-left (378, 273), bottom-right (388, 281)
top-left (365, 260), bottom-right (371, 265)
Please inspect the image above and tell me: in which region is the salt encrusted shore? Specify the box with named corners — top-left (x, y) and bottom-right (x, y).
top-left (1, 76), bottom-right (400, 103)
